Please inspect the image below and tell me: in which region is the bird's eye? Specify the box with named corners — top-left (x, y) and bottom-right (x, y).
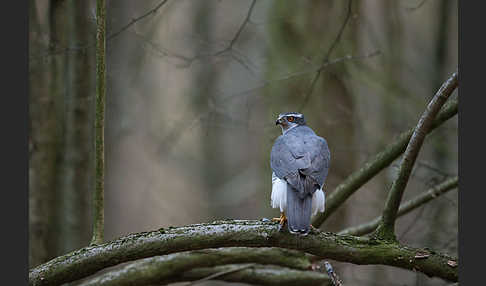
top-left (287, 116), bottom-right (294, 122)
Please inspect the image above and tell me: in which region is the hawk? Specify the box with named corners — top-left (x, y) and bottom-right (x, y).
top-left (270, 112), bottom-right (330, 234)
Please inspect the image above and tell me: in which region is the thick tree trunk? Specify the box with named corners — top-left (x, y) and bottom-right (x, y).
top-left (29, 0), bottom-right (95, 266)
top-left (58, 0), bottom-right (95, 252)
top-left (29, 0), bottom-right (59, 268)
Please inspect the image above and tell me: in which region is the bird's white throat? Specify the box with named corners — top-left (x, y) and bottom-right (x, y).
top-left (280, 124), bottom-right (299, 135)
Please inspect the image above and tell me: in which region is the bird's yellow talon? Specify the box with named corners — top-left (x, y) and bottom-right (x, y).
top-left (272, 213), bottom-right (287, 225)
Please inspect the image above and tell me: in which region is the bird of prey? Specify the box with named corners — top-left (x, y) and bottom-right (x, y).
top-left (270, 112), bottom-right (330, 234)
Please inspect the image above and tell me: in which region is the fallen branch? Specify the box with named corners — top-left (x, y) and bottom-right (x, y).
top-left (312, 97), bottom-right (458, 228)
top-left (338, 176), bottom-right (458, 236)
top-left (375, 70), bottom-right (458, 241)
top-left (29, 220), bottom-right (457, 285)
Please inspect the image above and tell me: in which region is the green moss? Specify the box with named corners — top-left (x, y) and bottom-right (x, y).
top-left (30, 220), bottom-right (457, 285)
top-left (371, 224), bottom-right (398, 243)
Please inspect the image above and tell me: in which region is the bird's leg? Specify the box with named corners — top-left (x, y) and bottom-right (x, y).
top-left (272, 212), bottom-right (287, 226)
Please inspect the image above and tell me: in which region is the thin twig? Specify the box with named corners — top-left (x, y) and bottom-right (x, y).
top-left (184, 263), bottom-right (256, 285)
top-left (299, 0), bottom-right (353, 112)
top-left (324, 261), bottom-right (343, 286)
top-left (181, 264), bottom-right (331, 286)
top-left (374, 71), bottom-right (458, 241)
top-left (272, 51), bottom-right (380, 83)
top-left (337, 176), bottom-right (458, 236)
top-left (213, 0), bottom-right (257, 56)
top-left (155, 51), bottom-right (380, 158)
top-left (405, 0), bottom-right (428, 11)
top-left (132, 0), bottom-right (258, 72)
top-left (397, 201), bottom-right (426, 240)
top-left (107, 0), bottom-right (170, 41)
top-left (218, 50), bottom-right (381, 104)
top-left (29, 0), bottom-right (171, 63)
top-left (416, 160), bottom-right (452, 178)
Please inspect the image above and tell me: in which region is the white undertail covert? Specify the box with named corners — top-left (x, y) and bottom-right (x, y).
top-left (271, 172), bottom-right (325, 216)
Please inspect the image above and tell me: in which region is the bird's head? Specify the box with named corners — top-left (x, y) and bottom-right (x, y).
top-left (275, 112), bottom-right (306, 134)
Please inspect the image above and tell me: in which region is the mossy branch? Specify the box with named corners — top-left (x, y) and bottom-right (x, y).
top-left (312, 97), bottom-right (458, 228)
top-left (92, 0), bottom-right (106, 245)
top-left (78, 247), bottom-right (329, 286)
top-left (338, 176), bottom-right (458, 236)
top-left (182, 264), bottom-right (331, 286)
top-left (374, 71), bottom-right (458, 241)
top-left (29, 220), bottom-right (457, 286)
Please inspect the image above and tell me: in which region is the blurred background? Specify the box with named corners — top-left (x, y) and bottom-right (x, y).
top-left (29, 0), bottom-right (458, 285)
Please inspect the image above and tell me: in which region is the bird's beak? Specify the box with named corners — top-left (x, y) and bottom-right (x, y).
top-left (275, 119), bottom-right (280, 125)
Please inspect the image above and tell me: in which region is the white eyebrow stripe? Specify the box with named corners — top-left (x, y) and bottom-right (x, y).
top-left (277, 113), bottom-right (303, 120)
top-left (287, 113), bottom-right (303, 118)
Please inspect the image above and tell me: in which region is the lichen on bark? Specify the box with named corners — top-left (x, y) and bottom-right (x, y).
top-left (30, 220), bottom-right (457, 286)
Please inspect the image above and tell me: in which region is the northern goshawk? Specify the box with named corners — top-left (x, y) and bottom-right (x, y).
top-left (270, 112), bottom-right (330, 234)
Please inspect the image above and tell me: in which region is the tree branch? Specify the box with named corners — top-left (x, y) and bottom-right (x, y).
top-left (311, 97), bottom-right (458, 228)
top-left (106, 0), bottom-right (170, 41)
top-left (184, 263), bottom-right (257, 286)
top-left (374, 71), bottom-right (458, 241)
top-left (338, 176), bottom-right (458, 236)
top-left (131, 0), bottom-right (258, 70)
top-left (78, 247), bottom-right (327, 286)
top-left (181, 264), bottom-right (331, 286)
top-left (30, 220), bottom-right (457, 285)
top-left (213, 0), bottom-right (257, 56)
top-left (29, 0), bottom-right (171, 63)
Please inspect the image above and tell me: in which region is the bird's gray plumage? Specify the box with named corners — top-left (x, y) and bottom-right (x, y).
top-left (271, 113), bottom-right (330, 234)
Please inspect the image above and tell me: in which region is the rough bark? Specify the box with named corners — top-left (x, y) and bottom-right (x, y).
top-left (78, 247), bottom-right (328, 286)
top-left (30, 220), bottom-right (457, 286)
